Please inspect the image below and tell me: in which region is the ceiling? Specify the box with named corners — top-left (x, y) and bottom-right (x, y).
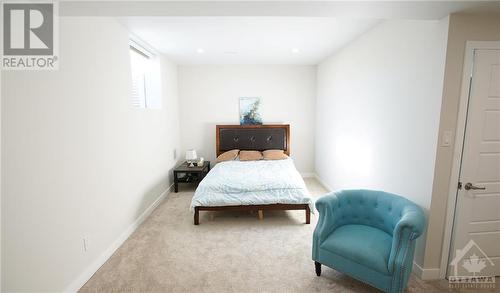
top-left (61, 1), bottom-right (500, 19)
top-left (120, 17), bottom-right (381, 65)
top-left (63, 1), bottom-right (500, 65)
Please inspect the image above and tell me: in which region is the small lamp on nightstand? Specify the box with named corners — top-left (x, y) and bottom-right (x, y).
top-left (185, 149), bottom-right (198, 167)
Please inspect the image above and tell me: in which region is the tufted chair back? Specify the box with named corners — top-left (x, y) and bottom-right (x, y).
top-left (330, 189), bottom-right (422, 236)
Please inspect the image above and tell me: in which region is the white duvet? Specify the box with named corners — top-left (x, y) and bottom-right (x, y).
top-left (190, 158), bottom-right (312, 211)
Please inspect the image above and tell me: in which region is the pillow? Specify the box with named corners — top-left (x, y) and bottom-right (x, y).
top-left (239, 150), bottom-right (263, 161)
top-left (262, 149), bottom-right (288, 160)
top-left (216, 149), bottom-right (239, 163)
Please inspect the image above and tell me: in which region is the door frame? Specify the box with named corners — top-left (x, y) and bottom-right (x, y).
top-left (439, 41), bottom-right (500, 279)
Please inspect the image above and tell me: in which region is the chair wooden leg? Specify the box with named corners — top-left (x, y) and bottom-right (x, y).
top-left (315, 261), bottom-right (321, 276)
top-left (258, 210), bottom-right (264, 220)
top-left (305, 207), bottom-right (311, 224)
top-left (194, 207), bottom-right (200, 225)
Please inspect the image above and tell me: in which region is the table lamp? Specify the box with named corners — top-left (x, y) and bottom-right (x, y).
top-left (185, 149), bottom-right (197, 167)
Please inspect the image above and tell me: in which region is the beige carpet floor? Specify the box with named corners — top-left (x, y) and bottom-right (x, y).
top-left (80, 178), bottom-right (497, 293)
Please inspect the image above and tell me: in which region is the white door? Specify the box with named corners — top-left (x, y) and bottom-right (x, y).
top-left (449, 49), bottom-right (500, 277)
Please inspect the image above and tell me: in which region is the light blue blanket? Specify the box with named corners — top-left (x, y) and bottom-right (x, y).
top-left (190, 158), bottom-right (312, 210)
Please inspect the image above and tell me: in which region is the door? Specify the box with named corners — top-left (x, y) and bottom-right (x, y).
top-left (449, 49), bottom-right (500, 277)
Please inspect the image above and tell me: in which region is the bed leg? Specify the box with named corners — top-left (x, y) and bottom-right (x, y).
top-left (194, 207), bottom-right (200, 225)
top-left (305, 207), bottom-right (311, 224)
top-left (258, 210), bottom-right (264, 220)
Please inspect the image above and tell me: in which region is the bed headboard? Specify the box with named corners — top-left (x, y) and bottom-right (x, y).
top-left (216, 124), bottom-right (290, 156)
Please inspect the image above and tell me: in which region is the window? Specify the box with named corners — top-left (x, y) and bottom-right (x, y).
top-left (129, 40), bottom-right (161, 109)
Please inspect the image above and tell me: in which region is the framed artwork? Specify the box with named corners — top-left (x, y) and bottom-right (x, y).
top-left (239, 97), bottom-right (262, 125)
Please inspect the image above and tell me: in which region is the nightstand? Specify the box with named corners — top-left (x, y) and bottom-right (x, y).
top-left (173, 161), bottom-right (211, 193)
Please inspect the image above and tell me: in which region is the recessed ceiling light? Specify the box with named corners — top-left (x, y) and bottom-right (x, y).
top-left (197, 48), bottom-right (205, 54)
top-left (291, 48), bottom-right (300, 54)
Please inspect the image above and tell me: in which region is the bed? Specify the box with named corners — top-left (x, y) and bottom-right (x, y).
top-left (190, 124), bottom-right (312, 225)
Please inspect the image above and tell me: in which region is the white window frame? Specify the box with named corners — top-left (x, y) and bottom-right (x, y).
top-left (129, 37), bottom-right (162, 109)
top-left (129, 39), bottom-right (154, 59)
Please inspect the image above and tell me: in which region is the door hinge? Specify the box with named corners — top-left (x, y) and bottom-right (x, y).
top-left (458, 182), bottom-right (463, 190)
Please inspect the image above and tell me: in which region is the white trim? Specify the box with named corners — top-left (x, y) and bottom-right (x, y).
top-left (439, 41), bottom-right (500, 279)
top-left (300, 172), bottom-right (316, 178)
top-left (313, 173), bottom-right (333, 192)
top-left (302, 172), bottom-right (333, 192)
top-left (129, 39), bottom-right (153, 58)
top-left (64, 184), bottom-right (174, 293)
top-left (413, 261), bottom-right (441, 280)
top-left (128, 34), bottom-right (157, 58)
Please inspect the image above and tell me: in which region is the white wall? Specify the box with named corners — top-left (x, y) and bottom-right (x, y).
top-left (1, 17), bottom-right (180, 292)
top-left (315, 19), bottom-right (449, 265)
top-left (178, 65), bottom-right (316, 173)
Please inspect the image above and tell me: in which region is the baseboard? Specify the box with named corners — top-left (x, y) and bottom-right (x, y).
top-left (313, 174), bottom-right (333, 192)
top-left (65, 184), bottom-right (174, 293)
top-left (300, 172), bottom-right (316, 178)
top-left (412, 261), bottom-right (441, 280)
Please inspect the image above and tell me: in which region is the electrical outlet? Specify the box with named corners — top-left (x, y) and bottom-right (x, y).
top-left (173, 149), bottom-right (177, 160)
top-left (83, 237), bottom-right (89, 252)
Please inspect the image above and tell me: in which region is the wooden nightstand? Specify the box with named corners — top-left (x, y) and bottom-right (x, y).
top-left (173, 161), bottom-right (211, 193)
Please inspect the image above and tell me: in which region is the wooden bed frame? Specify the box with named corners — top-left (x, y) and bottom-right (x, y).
top-left (194, 124), bottom-right (311, 225)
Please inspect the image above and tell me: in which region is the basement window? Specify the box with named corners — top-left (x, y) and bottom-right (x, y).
top-left (129, 40), bottom-right (161, 109)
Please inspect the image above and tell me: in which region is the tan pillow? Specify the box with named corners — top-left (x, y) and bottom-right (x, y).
top-left (216, 149), bottom-right (239, 163)
top-left (262, 149), bottom-right (288, 160)
top-left (239, 150), bottom-right (263, 161)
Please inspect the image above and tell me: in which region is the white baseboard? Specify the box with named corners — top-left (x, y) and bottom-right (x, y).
top-left (412, 261), bottom-right (441, 280)
top-left (313, 174), bottom-right (333, 192)
top-left (302, 172), bottom-right (333, 192)
top-left (65, 184), bottom-right (174, 293)
top-left (300, 172), bottom-right (316, 178)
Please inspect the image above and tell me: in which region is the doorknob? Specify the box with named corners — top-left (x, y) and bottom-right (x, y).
top-left (464, 183), bottom-right (486, 191)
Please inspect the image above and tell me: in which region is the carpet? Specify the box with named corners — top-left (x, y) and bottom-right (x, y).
top-left (79, 178), bottom-right (491, 293)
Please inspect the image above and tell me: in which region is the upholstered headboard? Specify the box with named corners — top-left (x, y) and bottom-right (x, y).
top-left (216, 124), bottom-right (290, 156)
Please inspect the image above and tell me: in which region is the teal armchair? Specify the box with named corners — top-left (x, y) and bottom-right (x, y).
top-left (312, 190), bottom-right (426, 293)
